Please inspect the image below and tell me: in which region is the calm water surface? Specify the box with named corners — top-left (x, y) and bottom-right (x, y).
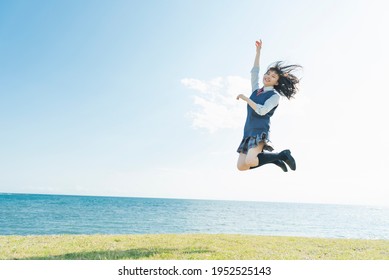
top-left (1, 193), bottom-right (388, 239)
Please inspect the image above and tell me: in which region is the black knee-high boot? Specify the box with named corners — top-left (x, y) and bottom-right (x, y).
top-left (250, 150), bottom-right (296, 171)
top-left (278, 149), bottom-right (296, 171)
top-left (272, 159), bottom-right (289, 172)
top-left (250, 153), bottom-right (288, 172)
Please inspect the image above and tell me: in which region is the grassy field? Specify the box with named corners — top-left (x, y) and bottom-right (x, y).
top-left (1, 234), bottom-right (389, 260)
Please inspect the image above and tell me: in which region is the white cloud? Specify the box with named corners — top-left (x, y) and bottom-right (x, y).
top-left (181, 75), bottom-right (312, 134)
top-left (181, 76), bottom-right (250, 133)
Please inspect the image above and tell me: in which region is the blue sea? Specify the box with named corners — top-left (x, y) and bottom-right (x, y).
top-left (1, 193), bottom-right (389, 239)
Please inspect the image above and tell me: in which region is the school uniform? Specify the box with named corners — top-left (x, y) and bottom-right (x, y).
top-left (237, 66), bottom-right (280, 154)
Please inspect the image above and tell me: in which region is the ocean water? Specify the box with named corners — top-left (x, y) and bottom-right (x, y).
top-left (1, 193), bottom-right (389, 239)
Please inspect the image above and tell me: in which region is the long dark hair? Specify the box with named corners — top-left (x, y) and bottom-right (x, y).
top-left (268, 61), bottom-right (302, 99)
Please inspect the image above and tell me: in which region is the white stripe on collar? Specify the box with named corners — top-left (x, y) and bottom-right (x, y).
top-left (263, 86), bottom-right (274, 92)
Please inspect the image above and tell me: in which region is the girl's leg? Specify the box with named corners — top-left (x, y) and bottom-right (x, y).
top-left (237, 143), bottom-right (295, 172)
top-left (256, 149), bottom-right (296, 171)
top-left (237, 153), bottom-right (250, 171)
top-left (245, 142), bottom-right (265, 168)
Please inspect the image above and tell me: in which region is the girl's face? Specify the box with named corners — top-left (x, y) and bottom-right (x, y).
top-left (263, 70), bottom-right (279, 87)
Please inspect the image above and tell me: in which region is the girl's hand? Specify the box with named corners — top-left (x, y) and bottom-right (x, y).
top-left (255, 40), bottom-right (262, 52)
top-left (236, 94), bottom-right (248, 101)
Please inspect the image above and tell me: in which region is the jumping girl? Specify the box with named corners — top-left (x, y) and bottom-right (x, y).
top-left (236, 39), bottom-right (302, 172)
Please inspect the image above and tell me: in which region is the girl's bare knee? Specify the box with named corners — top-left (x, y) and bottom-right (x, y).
top-left (245, 157), bottom-right (258, 167)
top-left (237, 162), bottom-right (249, 171)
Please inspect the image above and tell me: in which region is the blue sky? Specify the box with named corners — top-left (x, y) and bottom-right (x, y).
top-left (1, 0), bottom-right (388, 206)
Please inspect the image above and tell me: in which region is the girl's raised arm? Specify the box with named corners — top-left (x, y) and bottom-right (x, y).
top-left (251, 40), bottom-right (262, 91)
top-left (253, 40), bottom-right (262, 67)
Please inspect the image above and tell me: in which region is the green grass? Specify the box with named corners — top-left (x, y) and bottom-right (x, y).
top-left (1, 234), bottom-right (388, 260)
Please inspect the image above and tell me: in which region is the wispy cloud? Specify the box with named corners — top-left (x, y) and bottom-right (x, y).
top-left (181, 76), bottom-right (250, 133)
